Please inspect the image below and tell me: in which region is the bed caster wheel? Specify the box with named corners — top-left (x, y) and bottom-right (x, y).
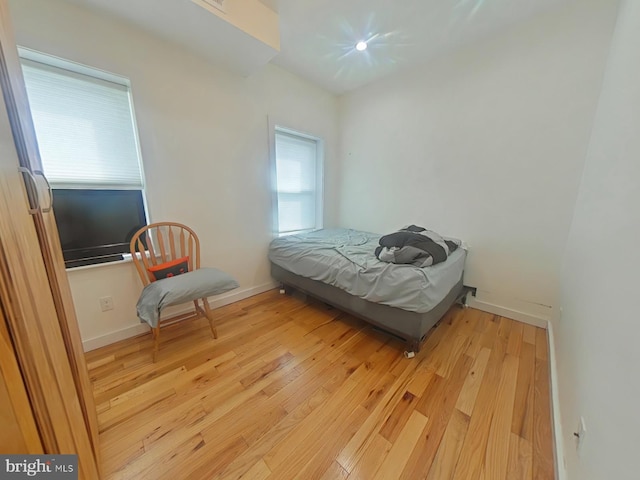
top-left (459, 293), bottom-right (470, 309)
top-left (404, 351), bottom-right (416, 359)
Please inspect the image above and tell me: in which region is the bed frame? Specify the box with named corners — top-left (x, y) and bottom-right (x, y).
top-left (271, 263), bottom-right (474, 356)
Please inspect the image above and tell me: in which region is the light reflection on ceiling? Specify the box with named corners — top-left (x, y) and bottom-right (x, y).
top-left (271, 0), bottom-right (566, 94)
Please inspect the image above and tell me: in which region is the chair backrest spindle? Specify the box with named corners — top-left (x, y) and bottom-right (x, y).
top-left (137, 238), bottom-right (151, 272)
top-left (130, 222), bottom-right (201, 286)
top-left (168, 226), bottom-right (176, 259)
top-left (179, 230), bottom-right (186, 259)
top-left (146, 236), bottom-right (157, 266)
top-left (157, 228), bottom-right (167, 263)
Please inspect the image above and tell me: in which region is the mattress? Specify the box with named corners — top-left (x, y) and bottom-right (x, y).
top-left (268, 228), bottom-right (466, 313)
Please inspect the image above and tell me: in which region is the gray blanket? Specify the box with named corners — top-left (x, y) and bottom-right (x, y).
top-left (269, 228), bottom-right (466, 313)
top-left (375, 225), bottom-right (460, 267)
top-left (137, 268), bottom-right (238, 327)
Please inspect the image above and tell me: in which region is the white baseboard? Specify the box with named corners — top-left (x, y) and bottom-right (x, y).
top-left (467, 297), bottom-right (549, 329)
top-left (547, 321), bottom-right (567, 480)
top-left (207, 281), bottom-right (278, 309)
top-left (82, 281), bottom-right (278, 351)
top-left (82, 323), bottom-right (150, 352)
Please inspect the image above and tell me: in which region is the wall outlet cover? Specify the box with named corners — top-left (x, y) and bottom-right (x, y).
top-left (99, 296), bottom-right (114, 312)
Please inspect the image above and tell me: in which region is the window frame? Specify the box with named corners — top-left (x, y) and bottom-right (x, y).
top-left (19, 47), bottom-right (150, 267)
top-left (268, 119), bottom-right (324, 237)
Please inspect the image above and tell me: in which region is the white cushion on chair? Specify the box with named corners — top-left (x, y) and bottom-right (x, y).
top-left (136, 268), bottom-right (239, 327)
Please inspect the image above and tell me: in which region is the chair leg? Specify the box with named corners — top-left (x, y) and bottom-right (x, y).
top-left (202, 297), bottom-right (218, 339)
top-left (153, 325), bottom-right (160, 363)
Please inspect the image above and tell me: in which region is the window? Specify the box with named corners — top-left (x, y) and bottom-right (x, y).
top-left (272, 127), bottom-right (323, 235)
top-left (20, 49), bottom-right (147, 267)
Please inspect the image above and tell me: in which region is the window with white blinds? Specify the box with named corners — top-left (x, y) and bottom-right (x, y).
top-left (19, 51), bottom-right (149, 268)
top-left (274, 129), bottom-right (323, 235)
top-left (20, 56), bottom-right (144, 189)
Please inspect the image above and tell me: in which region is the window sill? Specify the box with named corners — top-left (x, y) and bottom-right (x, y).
top-left (65, 251), bottom-right (160, 273)
top-left (278, 228), bottom-right (321, 237)
top-left (65, 254), bottom-right (134, 272)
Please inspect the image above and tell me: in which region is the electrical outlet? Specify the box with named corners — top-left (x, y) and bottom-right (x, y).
top-left (99, 296), bottom-right (114, 312)
top-left (574, 416), bottom-right (587, 456)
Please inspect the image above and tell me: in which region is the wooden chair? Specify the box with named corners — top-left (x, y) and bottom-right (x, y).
top-left (130, 222), bottom-right (218, 362)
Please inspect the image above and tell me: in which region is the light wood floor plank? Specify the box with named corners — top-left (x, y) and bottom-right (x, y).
top-left (512, 341), bottom-right (536, 441)
top-left (449, 307), bottom-right (476, 338)
top-left (288, 405), bottom-right (369, 480)
top-left (264, 355), bottom-right (395, 477)
top-left (522, 324), bottom-right (537, 345)
top-left (463, 330), bottom-right (485, 359)
top-left (405, 363), bottom-right (436, 398)
top-left (215, 386), bottom-right (332, 480)
top-left (318, 461), bottom-right (349, 480)
top-left (436, 334), bottom-right (472, 378)
top-left (426, 408), bottom-right (470, 480)
top-left (100, 440), bottom-right (144, 479)
top-left (378, 389), bottom-right (419, 443)
top-left (533, 356), bottom-right (554, 480)
top-left (456, 347), bottom-right (491, 416)
top-left (136, 433), bottom-right (207, 480)
top-left (508, 433), bottom-right (533, 480)
top-left (507, 322), bottom-right (524, 357)
top-left (372, 410), bottom-right (429, 480)
top-left (178, 434), bottom-right (249, 480)
top-left (346, 434), bottom-right (392, 480)
top-left (484, 354), bottom-right (520, 480)
top-left (222, 459), bottom-right (271, 480)
top-left (535, 327), bottom-right (549, 360)
top-left (401, 353), bottom-right (474, 479)
top-left (85, 291), bottom-right (554, 480)
top-left (335, 359), bottom-right (416, 473)
top-left (451, 343), bottom-right (506, 480)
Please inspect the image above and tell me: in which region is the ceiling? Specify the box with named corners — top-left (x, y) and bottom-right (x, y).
top-left (61, 0), bottom-right (279, 77)
top-left (271, 0), bottom-right (568, 94)
top-left (61, 0), bottom-right (568, 95)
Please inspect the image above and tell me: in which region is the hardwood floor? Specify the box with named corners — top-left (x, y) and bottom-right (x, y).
top-left (86, 290), bottom-right (555, 480)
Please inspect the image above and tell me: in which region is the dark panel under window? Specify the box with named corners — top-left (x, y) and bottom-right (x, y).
top-left (53, 189), bottom-right (147, 268)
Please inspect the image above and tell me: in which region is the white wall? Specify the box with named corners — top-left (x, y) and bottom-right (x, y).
top-left (557, 1), bottom-right (640, 478)
top-left (338, 0), bottom-right (618, 322)
top-left (8, 0), bottom-right (339, 349)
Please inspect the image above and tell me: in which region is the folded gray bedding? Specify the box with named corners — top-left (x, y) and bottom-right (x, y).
top-left (268, 228), bottom-right (466, 314)
top-left (137, 268), bottom-right (239, 327)
top-left (375, 225), bottom-right (461, 267)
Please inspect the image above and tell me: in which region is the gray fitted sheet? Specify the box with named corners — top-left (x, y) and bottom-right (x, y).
top-left (268, 228), bottom-right (466, 314)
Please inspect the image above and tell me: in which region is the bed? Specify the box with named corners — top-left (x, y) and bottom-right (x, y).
top-left (268, 228), bottom-right (472, 355)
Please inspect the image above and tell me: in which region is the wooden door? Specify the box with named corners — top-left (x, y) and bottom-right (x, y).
top-left (0, 1), bottom-right (100, 478)
top-left (0, 307), bottom-right (42, 454)
top-left (0, 375), bottom-right (38, 454)
top-left (0, 82), bottom-right (100, 478)
top-left (0, 0), bottom-right (100, 466)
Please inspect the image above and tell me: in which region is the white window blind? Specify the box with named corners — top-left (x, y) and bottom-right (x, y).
top-left (274, 130), bottom-right (320, 234)
top-left (21, 58), bottom-right (143, 188)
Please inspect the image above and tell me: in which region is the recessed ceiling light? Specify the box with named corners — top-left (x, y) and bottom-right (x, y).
top-left (355, 41), bottom-right (368, 52)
